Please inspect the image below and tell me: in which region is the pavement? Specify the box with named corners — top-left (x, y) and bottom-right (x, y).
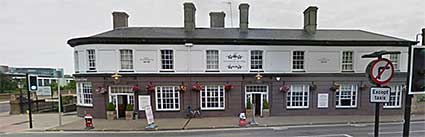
top-left (48, 114), bottom-right (425, 131)
top-left (0, 112), bottom-right (79, 133)
top-left (0, 101), bottom-right (10, 113)
top-left (2, 121), bottom-right (425, 137)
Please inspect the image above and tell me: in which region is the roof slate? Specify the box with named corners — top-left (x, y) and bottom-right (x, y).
top-left (68, 27), bottom-right (416, 47)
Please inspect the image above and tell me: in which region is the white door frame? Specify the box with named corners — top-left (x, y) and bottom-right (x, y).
top-left (244, 85), bottom-right (268, 117)
top-left (109, 93), bottom-right (134, 119)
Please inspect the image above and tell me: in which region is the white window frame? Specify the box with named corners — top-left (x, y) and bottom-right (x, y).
top-left (384, 85), bottom-right (402, 108)
top-left (336, 84), bottom-right (358, 108)
top-left (292, 51), bottom-right (305, 71)
top-left (87, 49), bottom-right (96, 71)
top-left (200, 85), bottom-right (225, 110)
top-left (206, 50), bottom-right (220, 71)
top-left (119, 49), bottom-right (134, 70)
top-left (155, 86), bottom-right (180, 111)
top-left (76, 82), bottom-right (93, 107)
top-left (160, 49), bottom-right (174, 71)
top-left (250, 50), bottom-right (264, 71)
top-left (74, 51), bottom-right (79, 73)
top-left (390, 54), bottom-right (400, 71)
top-left (286, 84), bottom-right (310, 109)
top-left (341, 51), bottom-right (354, 72)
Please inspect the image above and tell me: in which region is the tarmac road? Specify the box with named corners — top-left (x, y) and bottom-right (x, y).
top-left (2, 121), bottom-right (424, 137)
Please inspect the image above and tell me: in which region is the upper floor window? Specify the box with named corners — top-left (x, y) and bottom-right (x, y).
top-left (292, 51), bottom-right (305, 71)
top-left (87, 49), bottom-right (96, 71)
top-left (384, 85), bottom-right (402, 108)
top-left (390, 54), bottom-right (400, 70)
top-left (206, 50), bottom-right (219, 70)
top-left (287, 84), bottom-right (309, 109)
top-left (77, 82), bottom-right (93, 106)
top-left (250, 50), bottom-right (263, 70)
top-left (161, 50), bottom-right (174, 70)
top-left (120, 49), bottom-right (133, 70)
top-left (74, 51), bottom-right (79, 73)
top-left (336, 83), bottom-right (357, 108)
top-left (342, 51), bottom-right (353, 72)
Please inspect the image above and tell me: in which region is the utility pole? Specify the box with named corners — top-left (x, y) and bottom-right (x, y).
top-left (224, 1), bottom-right (233, 27)
top-left (58, 78), bottom-right (62, 126)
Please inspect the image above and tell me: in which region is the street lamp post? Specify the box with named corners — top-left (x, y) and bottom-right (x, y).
top-left (17, 80), bottom-right (24, 114)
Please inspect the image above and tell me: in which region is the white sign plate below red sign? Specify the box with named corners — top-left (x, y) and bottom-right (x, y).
top-left (370, 87), bottom-right (391, 103)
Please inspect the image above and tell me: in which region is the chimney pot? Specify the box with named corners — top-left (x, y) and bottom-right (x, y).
top-left (112, 11), bottom-right (129, 29)
top-left (239, 3), bottom-right (249, 32)
top-left (184, 2), bottom-right (196, 32)
top-left (303, 6), bottom-right (318, 34)
top-left (210, 12), bottom-right (226, 28)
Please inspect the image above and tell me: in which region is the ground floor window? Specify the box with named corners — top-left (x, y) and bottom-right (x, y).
top-left (201, 85), bottom-right (225, 110)
top-left (336, 83), bottom-right (357, 108)
top-left (384, 85), bottom-right (403, 108)
top-left (155, 86), bottom-right (180, 111)
top-left (287, 84), bottom-right (309, 109)
top-left (76, 82), bottom-right (93, 106)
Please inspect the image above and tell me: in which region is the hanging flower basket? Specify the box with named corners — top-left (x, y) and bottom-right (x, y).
top-left (192, 82), bottom-right (203, 91)
top-left (179, 83), bottom-right (187, 92)
top-left (280, 84), bottom-right (290, 93)
top-left (145, 82), bottom-right (155, 93)
top-left (330, 83), bottom-right (340, 91)
top-left (309, 83), bottom-right (317, 91)
top-left (224, 83), bottom-right (233, 91)
top-left (360, 84), bottom-right (369, 91)
top-left (95, 87), bottom-right (107, 95)
top-left (132, 85), bottom-right (141, 92)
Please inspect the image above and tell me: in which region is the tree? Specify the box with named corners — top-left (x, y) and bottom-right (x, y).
top-left (63, 80), bottom-right (76, 90)
top-left (0, 72), bottom-right (18, 93)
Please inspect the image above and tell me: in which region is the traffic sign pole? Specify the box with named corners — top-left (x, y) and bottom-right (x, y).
top-left (363, 53), bottom-right (395, 137)
top-left (26, 73), bottom-right (33, 128)
top-left (374, 102), bottom-right (380, 137)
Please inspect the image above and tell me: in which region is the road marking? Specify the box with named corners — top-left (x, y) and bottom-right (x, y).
top-left (296, 134), bottom-right (353, 137)
top-left (367, 130), bottom-right (425, 135)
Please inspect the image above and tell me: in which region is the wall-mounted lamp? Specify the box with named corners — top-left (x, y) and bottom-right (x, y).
top-left (275, 77), bottom-right (281, 81)
top-left (255, 72), bottom-right (262, 80)
top-left (111, 72), bottom-right (122, 83)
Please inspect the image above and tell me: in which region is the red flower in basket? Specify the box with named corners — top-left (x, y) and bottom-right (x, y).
top-left (224, 83), bottom-right (233, 91)
top-left (145, 82), bottom-right (155, 93)
top-left (132, 85), bottom-right (141, 92)
top-left (280, 85), bottom-right (290, 92)
top-left (192, 82), bottom-right (203, 91)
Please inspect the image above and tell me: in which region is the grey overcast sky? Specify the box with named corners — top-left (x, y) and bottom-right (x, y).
top-left (0, 0), bottom-right (424, 74)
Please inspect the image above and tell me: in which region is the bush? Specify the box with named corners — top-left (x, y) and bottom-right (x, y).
top-left (263, 99), bottom-right (269, 109)
top-left (107, 102), bottom-right (115, 111)
top-left (126, 104), bottom-right (134, 111)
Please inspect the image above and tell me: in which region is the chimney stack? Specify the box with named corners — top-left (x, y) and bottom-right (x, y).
top-left (422, 28), bottom-right (425, 46)
top-left (112, 11), bottom-right (129, 29)
top-left (210, 12), bottom-right (226, 28)
top-left (303, 6), bottom-right (318, 34)
top-left (239, 3), bottom-right (249, 32)
top-left (184, 2), bottom-right (196, 32)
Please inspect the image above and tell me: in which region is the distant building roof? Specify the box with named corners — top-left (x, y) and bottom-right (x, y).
top-left (68, 27), bottom-right (417, 47)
